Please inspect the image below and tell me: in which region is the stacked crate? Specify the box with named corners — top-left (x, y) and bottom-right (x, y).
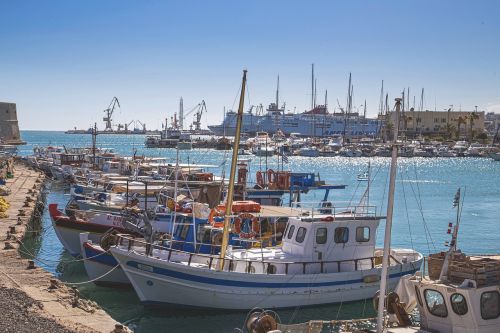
top-left (448, 257), bottom-right (500, 286)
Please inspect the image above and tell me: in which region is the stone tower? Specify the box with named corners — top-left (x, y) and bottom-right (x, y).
top-left (0, 102), bottom-right (25, 145)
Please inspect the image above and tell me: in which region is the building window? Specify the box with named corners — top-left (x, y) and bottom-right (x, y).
top-left (434, 118), bottom-right (439, 123)
top-left (287, 225), bottom-right (295, 239)
top-left (450, 293), bottom-right (468, 316)
top-left (424, 289), bottom-right (448, 318)
top-left (356, 227), bottom-right (370, 242)
top-left (334, 227), bottom-right (349, 243)
top-left (442, 118), bottom-right (446, 123)
top-left (481, 291), bottom-right (500, 320)
top-left (295, 227), bottom-right (307, 243)
top-left (316, 228), bottom-right (327, 244)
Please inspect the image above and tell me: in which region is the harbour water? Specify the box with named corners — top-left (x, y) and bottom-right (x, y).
top-left (19, 131), bottom-right (500, 332)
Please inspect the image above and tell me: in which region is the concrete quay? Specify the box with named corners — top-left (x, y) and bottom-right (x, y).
top-left (0, 161), bottom-right (128, 333)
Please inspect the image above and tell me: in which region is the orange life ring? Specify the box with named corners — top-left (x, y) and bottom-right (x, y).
top-left (209, 206), bottom-right (225, 228)
top-left (321, 215), bottom-right (335, 222)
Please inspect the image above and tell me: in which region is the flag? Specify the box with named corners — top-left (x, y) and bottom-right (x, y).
top-left (452, 188), bottom-right (460, 207)
top-left (281, 151), bottom-right (289, 164)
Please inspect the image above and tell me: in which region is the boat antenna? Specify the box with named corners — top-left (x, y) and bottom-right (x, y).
top-left (376, 97), bottom-right (401, 333)
top-left (218, 69), bottom-right (247, 270)
top-left (439, 187), bottom-right (463, 281)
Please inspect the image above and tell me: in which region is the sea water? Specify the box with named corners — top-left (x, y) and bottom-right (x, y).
top-left (18, 131), bottom-right (500, 332)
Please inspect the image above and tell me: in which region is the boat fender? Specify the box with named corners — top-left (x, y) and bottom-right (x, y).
top-left (321, 216), bottom-right (335, 222)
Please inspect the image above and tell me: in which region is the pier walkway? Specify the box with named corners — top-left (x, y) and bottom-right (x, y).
top-left (0, 161), bottom-right (125, 333)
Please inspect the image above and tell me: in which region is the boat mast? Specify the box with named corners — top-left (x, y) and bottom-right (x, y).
top-left (311, 64), bottom-right (314, 110)
top-left (276, 75), bottom-right (280, 110)
top-left (218, 70), bottom-right (247, 270)
top-left (376, 97), bottom-right (401, 333)
top-left (92, 122), bottom-right (97, 169)
top-left (179, 97), bottom-right (184, 130)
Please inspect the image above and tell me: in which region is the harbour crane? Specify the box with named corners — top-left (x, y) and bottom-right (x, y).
top-left (103, 97), bottom-right (120, 131)
top-left (176, 100), bottom-right (207, 131)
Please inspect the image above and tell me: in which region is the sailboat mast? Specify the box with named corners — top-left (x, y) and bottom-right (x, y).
top-left (376, 97), bottom-right (401, 333)
top-left (276, 75), bottom-right (280, 110)
top-left (311, 64), bottom-right (315, 110)
top-left (179, 97), bottom-right (184, 130)
top-left (218, 70), bottom-right (247, 270)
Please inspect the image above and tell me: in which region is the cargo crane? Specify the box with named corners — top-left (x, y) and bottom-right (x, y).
top-left (176, 100), bottom-right (207, 132)
top-left (103, 97), bottom-right (120, 131)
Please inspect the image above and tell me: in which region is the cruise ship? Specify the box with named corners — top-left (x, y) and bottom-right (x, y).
top-left (208, 103), bottom-right (381, 137)
top-left (208, 69), bottom-right (381, 138)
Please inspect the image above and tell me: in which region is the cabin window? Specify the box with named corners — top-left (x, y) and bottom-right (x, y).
top-left (424, 289), bottom-right (448, 318)
top-left (295, 227), bottom-right (307, 243)
top-left (355, 227), bottom-right (370, 242)
top-left (316, 228), bottom-right (327, 244)
top-left (450, 293), bottom-right (468, 316)
top-left (334, 227), bottom-right (349, 243)
top-left (287, 225), bottom-right (295, 239)
top-left (480, 291), bottom-right (500, 320)
top-left (415, 286), bottom-right (423, 307)
top-left (283, 223), bottom-right (289, 238)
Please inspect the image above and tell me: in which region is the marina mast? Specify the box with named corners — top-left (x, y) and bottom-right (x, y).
top-left (219, 69), bottom-right (247, 270)
top-left (179, 97), bottom-right (184, 130)
top-left (311, 63), bottom-right (315, 110)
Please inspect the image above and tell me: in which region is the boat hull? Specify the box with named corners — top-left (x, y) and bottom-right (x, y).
top-left (79, 233), bottom-right (130, 286)
top-left (111, 247), bottom-right (422, 310)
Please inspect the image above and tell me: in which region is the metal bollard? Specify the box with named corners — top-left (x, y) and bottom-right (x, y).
top-left (27, 260), bottom-right (36, 269)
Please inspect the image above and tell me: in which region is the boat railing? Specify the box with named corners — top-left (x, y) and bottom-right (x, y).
top-left (112, 234), bottom-right (408, 275)
top-left (290, 201), bottom-right (378, 218)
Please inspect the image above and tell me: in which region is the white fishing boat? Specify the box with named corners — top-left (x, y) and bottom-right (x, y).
top-left (296, 146), bottom-right (320, 157)
top-left (109, 75), bottom-right (423, 310)
top-left (110, 210), bottom-right (421, 309)
top-left (376, 187), bottom-right (500, 333)
top-left (49, 203), bottom-right (172, 256)
top-left (252, 144), bottom-right (275, 157)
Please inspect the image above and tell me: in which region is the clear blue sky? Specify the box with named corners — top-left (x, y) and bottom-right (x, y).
top-left (1, 0), bottom-right (499, 130)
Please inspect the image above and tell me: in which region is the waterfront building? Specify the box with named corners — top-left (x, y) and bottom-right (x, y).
top-left (388, 109), bottom-right (485, 139)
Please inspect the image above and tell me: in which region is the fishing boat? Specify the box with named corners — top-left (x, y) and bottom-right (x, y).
top-left (109, 74), bottom-right (422, 310)
top-left (296, 146), bottom-right (320, 157)
top-left (357, 172), bottom-right (369, 181)
top-left (488, 152), bottom-right (500, 161)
